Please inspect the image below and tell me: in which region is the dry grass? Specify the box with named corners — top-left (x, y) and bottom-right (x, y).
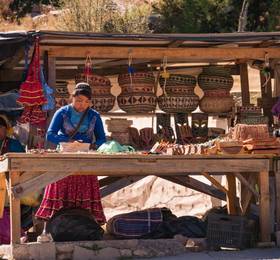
top-left (0, 14), bottom-right (58, 31)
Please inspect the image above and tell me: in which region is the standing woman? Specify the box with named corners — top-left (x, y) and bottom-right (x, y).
top-left (35, 82), bottom-right (106, 224)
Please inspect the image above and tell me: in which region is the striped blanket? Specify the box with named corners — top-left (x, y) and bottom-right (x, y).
top-left (106, 208), bottom-right (164, 238)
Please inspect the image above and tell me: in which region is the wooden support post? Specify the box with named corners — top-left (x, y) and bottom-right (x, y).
top-left (201, 172), bottom-right (228, 194)
top-left (0, 173), bottom-right (6, 218)
top-left (162, 175), bottom-right (227, 201)
top-left (226, 174), bottom-right (237, 215)
top-left (237, 173), bottom-right (257, 216)
top-left (260, 71), bottom-right (273, 125)
top-left (273, 64), bottom-right (280, 97)
top-left (259, 171), bottom-right (271, 242)
top-left (101, 176), bottom-right (145, 198)
top-left (240, 63), bottom-right (250, 105)
top-left (9, 172), bottom-right (21, 244)
top-left (275, 169), bottom-right (280, 231)
top-left (47, 54), bottom-right (56, 89)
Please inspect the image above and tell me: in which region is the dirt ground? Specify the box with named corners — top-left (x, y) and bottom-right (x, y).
top-left (138, 248), bottom-right (280, 260)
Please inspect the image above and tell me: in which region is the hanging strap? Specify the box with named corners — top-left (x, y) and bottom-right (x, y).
top-left (69, 108), bottom-right (89, 140)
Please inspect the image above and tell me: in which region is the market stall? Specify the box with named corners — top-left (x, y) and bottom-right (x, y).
top-left (1, 31), bottom-right (280, 257)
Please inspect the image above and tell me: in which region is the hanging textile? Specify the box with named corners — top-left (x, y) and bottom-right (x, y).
top-left (17, 37), bottom-right (46, 106)
top-left (41, 66), bottom-right (55, 111)
top-left (17, 37), bottom-right (47, 127)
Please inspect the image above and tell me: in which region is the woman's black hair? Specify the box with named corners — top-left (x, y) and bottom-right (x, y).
top-left (0, 117), bottom-right (7, 128)
top-left (73, 82), bottom-right (92, 100)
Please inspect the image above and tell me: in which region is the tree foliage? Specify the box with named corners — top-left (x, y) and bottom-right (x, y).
top-left (0, 0), bottom-right (60, 20)
top-left (57, 0), bottom-right (151, 33)
top-left (151, 0), bottom-right (280, 33)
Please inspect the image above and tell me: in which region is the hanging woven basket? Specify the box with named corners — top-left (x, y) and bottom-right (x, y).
top-left (158, 74), bottom-right (199, 113)
top-left (198, 66), bottom-right (234, 91)
top-left (158, 95), bottom-right (199, 113)
top-left (92, 95), bottom-right (115, 113)
top-left (159, 74), bottom-right (196, 95)
top-left (76, 74), bottom-right (115, 112)
top-left (117, 72), bottom-right (157, 113)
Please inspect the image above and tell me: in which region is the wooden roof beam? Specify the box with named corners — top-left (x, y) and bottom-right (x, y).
top-left (168, 40), bottom-right (185, 48)
top-left (44, 46), bottom-right (280, 60)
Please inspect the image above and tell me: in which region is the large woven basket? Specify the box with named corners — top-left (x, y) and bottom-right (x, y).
top-left (117, 93), bottom-right (157, 113)
top-left (117, 72), bottom-right (157, 113)
top-left (92, 95), bottom-right (115, 113)
top-left (158, 95), bottom-right (199, 113)
top-left (75, 74), bottom-right (112, 95)
top-left (198, 66), bottom-right (233, 91)
top-left (159, 74), bottom-right (196, 86)
top-left (200, 96), bottom-right (234, 113)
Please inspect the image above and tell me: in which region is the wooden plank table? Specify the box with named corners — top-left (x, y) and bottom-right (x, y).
top-left (0, 153), bottom-right (273, 247)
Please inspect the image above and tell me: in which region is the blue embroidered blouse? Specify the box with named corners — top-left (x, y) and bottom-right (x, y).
top-left (46, 105), bottom-right (106, 147)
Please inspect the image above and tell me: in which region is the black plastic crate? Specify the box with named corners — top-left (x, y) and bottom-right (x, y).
top-left (206, 213), bottom-right (256, 250)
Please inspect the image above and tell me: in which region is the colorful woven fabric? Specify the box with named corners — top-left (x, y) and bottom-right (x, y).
top-left (41, 67), bottom-right (55, 111)
top-left (18, 105), bottom-right (47, 127)
top-left (17, 38), bottom-right (46, 106)
top-left (35, 175), bottom-right (106, 224)
top-left (106, 208), bottom-right (163, 238)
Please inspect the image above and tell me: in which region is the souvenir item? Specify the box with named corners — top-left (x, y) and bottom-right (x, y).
top-left (198, 66), bottom-right (234, 113)
top-left (117, 72), bottom-right (157, 113)
top-left (76, 56), bottom-right (115, 112)
top-left (158, 74), bottom-right (199, 113)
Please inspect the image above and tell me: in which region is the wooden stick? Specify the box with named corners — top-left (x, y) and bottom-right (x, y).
top-left (9, 171), bottom-right (21, 244)
top-left (235, 173), bottom-right (259, 199)
top-left (226, 174), bottom-right (237, 215)
top-left (259, 171), bottom-right (271, 242)
top-left (0, 173), bottom-right (6, 218)
top-left (201, 172), bottom-right (228, 194)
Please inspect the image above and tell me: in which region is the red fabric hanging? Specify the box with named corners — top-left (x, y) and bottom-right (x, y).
top-left (18, 105), bottom-right (47, 127)
top-left (17, 37), bottom-right (47, 106)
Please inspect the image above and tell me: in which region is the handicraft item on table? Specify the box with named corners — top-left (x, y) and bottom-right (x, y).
top-left (191, 112), bottom-right (208, 138)
top-left (105, 118), bottom-right (133, 145)
top-left (198, 66), bottom-right (234, 113)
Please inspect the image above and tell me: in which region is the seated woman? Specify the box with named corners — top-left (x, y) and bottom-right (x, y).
top-left (35, 83), bottom-right (106, 226)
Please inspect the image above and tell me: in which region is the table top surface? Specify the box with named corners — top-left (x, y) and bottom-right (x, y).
top-left (0, 152), bottom-right (276, 160)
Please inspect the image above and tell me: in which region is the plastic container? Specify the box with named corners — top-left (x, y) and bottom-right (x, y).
top-left (206, 213), bottom-right (256, 249)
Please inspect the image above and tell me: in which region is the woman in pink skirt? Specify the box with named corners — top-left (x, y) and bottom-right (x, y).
top-left (35, 82), bottom-right (106, 224)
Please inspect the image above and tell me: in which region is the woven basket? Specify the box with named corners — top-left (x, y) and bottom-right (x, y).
top-left (198, 66), bottom-right (233, 91)
top-left (158, 95), bottom-right (199, 113)
top-left (200, 96), bottom-right (234, 113)
top-left (76, 74), bottom-right (112, 96)
top-left (117, 72), bottom-right (157, 113)
top-left (92, 95), bottom-right (115, 112)
top-left (117, 93), bottom-right (157, 113)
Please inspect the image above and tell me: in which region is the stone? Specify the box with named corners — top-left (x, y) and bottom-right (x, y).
top-left (106, 239), bottom-right (138, 249)
top-left (95, 247), bottom-right (121, 259)
top-left (120, 249), bottom-right (132, 257)
top-left (174, 234), bottom-right (188, 244)
top-left (56, 243), bottom-right (74, 254)
top-left (72, 246), bottom-right (97, 260)
top-left (185, 238), bottom-right (208, 252)
top-left (133, 249), bottom-right (151, 257)
top-left (27, 242), bottom-right (56, 260)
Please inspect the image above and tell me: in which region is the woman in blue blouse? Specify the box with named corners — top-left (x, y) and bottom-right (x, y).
top-left (36, 83), bottom-right (106, 224)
